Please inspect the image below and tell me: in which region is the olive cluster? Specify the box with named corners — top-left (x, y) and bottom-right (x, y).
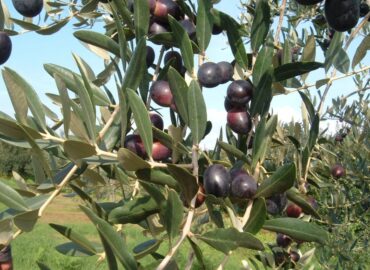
top-left (124, 112), bottom-right (172, 161)
top-left (295, 0), bottom-right (368, 32)
top-left (203, 164), bottom-right (258, 199)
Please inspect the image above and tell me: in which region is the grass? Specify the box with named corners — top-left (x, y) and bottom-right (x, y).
top-left (1, 177), bottom-right (278, 269)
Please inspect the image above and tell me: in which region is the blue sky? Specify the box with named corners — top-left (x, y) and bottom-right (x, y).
top-left (0, 0), bottom-right (366, 147)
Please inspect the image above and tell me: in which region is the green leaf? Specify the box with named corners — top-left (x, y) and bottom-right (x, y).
top-left (63, 140), bottom-right (96, 160)
top-left (122, 38), bottom-right (147, 92)
top-left (273, 62), bottom-right (323, 82)
top-left (298, 91), bottom-right (315, 124)
top-left (252, 45), bottom-right (273, 86)
top-left (80, 205), bottom-right (138, 270)
top-left (168, 67), bottom-right (189, 124)
top-left (167, 164), bottom-right (198, 205)
top-left (136, 168), bottom-right (180, 190)
top-left (324, 32), bottom-right (343, 72)
top-left (74, 30), bottom-right (120, 57)
top-left (197, 228), bottom-right (264, 254)
top-left (352, 35), bottom-right (370, 68)
top-left (286, 189), bottom-right (320, 219)
top-left (333, 48), bottom-right (349, 74)
top-left (301, 35), bottom-right (316, 81)
top-left (10, 18), bottom-right (40, 30)
top-left (250, 68), bottom-right (273, 117)
top-left (244, 198), bottom-right (266, 234)
top-left (251, 115), bottom-right (277, 169)
top-left (72, 66), bottom-right (96, 140)
top-left (263, 218), bottom-right (328, 244)
top-left (307, 113), bottom-right (319, 152)
top-left (55, 242), bottom-right (96, 257)
top-left (250, 0), bottom-right (270, 52)
top-left (13, 209), bottom-right (38, 232)
top-left (196, 0), bottom-right (213, 52)
top-left (0, 180), bottom-right (29, 211)
top-left (168, 15), bottom-right (194, 72)
top-left (217, 141), bottom-right (248, 162)
top-left (54, 74), bottom-right (71, 138)
top-left (49, 223), bottom-right (98, 255)
top-left (188, 80), bottom-right (207, 144)
top-left (217, 10), bottom-right (248, 69)
top-left (36, 17), bottom-right (71, 35)
top-left (149, 32), bottom-right (200, 53)
top-left (0, 118), bottom-right (41, 140)
top-left (108, 196), bottom-right (160, 224)
top-left (117, 148), bottom-right (151, 171)
top-left (255, 163), bottom-right (296, 198)
top-left (187, 237), bottom-right (206, 270)
top-left (127, 89), bottom-right (153, 157)
top-left (133, 239), bottom-right (162, 260)
top-left (134, 0), bottom-right (149, 41)
top-left (164, 189), bottom-right (184, 245)
top-left (2, 68), bottom-right (28, 125)
top-left (111, 0), bottom-right (134, 31)
top-left (44, 64), bottom-right (110, 106)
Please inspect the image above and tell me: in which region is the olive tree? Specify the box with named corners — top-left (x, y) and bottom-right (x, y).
top-left (0, 0), bottom-right (369, 269)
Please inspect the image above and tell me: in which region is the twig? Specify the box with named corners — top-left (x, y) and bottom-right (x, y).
top-left (96, 106), bottom-right (120, 143)
top-left (274, 0), bottom-right (287, 45)
top-left (216, 252), bottom-right (232, 270)
top-left (241, 200), bottom-right (254, 227)
top-left (156, 146), bottom-right (199, 269)
top-left (318, 16), bottom-right (370, 114)
top-left (38, 164), bottom-right (79, 217)
top-left (286, 65), bottom-right (370, 94)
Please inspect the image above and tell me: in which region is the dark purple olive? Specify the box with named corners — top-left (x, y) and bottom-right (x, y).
top-left (152, 142), bottom-right (171, 161)
top-left (146, 46), bottom-right (155, 68)
top-left (325, 0), bottom-right (360, 32)
top-left (360, 3), bottom-right (369, 17)
top-left (180, 19), bottom-right (196, 39)
top-left (203, 164), bottom-right (231, 197)
top-left (124, 134), bottom-right (146, 158)
top-left (276, 233), bottom-right (292, 248)
top-left (153, 0), bottom-right (181, 21)
top-left (295, 0), bottom-right (323, 6)
top-left (331, 164), bottom-right (345, 179)
top-left (290, 251), bottom-right (300, 262)
top-left (266, 199), bottom-right (279, 214)
top-left (149, 112), bottom-right (164, 130)
top-left (197, 62), bottom-right (222, 88)
top-left (227, 80), bottom-right (253, 106)
top-left (150, 80), bottom-right (173, 107)
top-left (12, 0), bottom-right (43, 17)
top-left (227, 109), bottom-right (252, 134)
top-left (149, 20), bottom-right (170, 35)
top-left (212, 24), bottom-right (223, 35)
top-left (286, 204), bottom-right (302, 218)
top-left (217, 61), bottom-right (234, 84)
top-left (0, 32), bottom-right (12, 65)
top-left (230, 173), bottom-right (257, 199)
top-left (164, 51), bottom-right (183, 72)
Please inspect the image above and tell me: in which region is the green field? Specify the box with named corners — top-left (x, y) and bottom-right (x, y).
top-left (0, 178), bottom-right (277, 270)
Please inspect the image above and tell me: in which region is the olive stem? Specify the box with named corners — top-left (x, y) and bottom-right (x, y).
top-left (96, 106), bottom-right (121, 143)
top-left (241, 200), bottom-right (254, 227)
top-left (216, 251), bottom-right (232, 270)
top-left (286, 65), bottom-right (370, 94)
top-left (156, 145), bottom-right (199, 269)
top-left (38, 164), bottom-right (79, 217)
top-left (274, 0), bottom-right (287, 45)
top-left (156, 197), bottom-right (196, 270)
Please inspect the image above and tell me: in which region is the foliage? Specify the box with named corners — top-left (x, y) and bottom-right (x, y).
top-left (0, 0), bottom-right (369, 269)
top-left (0, 140), bottom-right (32, 176)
